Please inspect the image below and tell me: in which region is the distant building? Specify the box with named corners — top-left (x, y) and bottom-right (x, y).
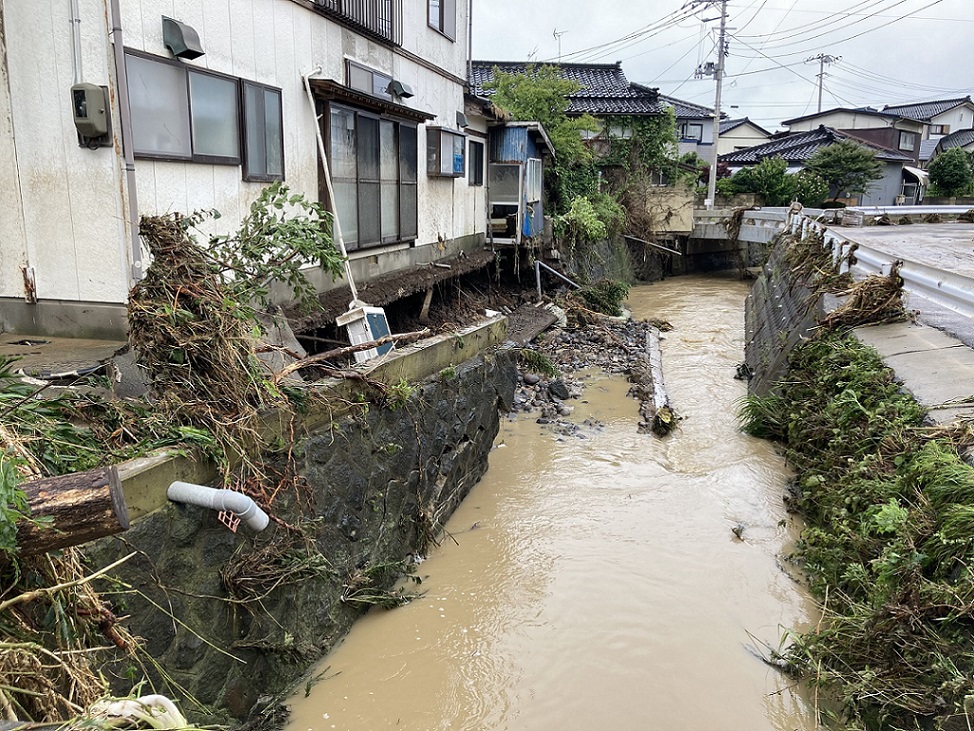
top-left (720, 126), bottom-right (916, 206)
top-left (717, 118), bottom-right (773, 156)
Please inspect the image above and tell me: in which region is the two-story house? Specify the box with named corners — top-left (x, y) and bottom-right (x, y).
top-left (882, 97), bottom-right (974, 166)
top-left (781, 107), bottom-right (927, 165)
top-left (0, 0), bottom-right (487, 340)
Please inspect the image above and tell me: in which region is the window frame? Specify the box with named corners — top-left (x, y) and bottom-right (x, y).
top-left (426, 126), bottom-right (466, 178)
top-left (346, 59), bottom-right (393, 102)
top-left (241, 80), bottom-right (285, 183)
top-left (124, 49), bottom-right (242, 166)
top-left (428, 0), bottom-right (457, 41)
top-left (468, 140), bottom-right (484, 186)
top-left (326, 101), bottom-right (418, 251)
top-left (679, 122), bottom-right (704, 142)
top-left (898, 130), bottom-right (916, 151)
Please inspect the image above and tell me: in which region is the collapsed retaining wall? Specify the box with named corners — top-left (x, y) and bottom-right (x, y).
top-left (84, 347), bottom-right (516, 722)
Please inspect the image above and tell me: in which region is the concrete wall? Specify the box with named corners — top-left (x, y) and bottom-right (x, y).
top-left (85, 344), bottom-right (517, 720)
top-left (0, 0), bottom-right (484, 335)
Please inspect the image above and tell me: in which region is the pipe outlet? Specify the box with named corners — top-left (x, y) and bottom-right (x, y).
top-left (167, 481), bottom-right (270, 531)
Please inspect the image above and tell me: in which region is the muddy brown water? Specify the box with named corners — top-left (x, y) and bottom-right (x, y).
top-left (286, 277), bottom-right (820, 731)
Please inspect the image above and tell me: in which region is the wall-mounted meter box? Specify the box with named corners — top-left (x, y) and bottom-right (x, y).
top-left (336, 305), bottom-right (394, 364)
top-left (70, 83), bottom-right (109, 140)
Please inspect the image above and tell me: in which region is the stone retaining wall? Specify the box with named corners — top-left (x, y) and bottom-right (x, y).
top-left (84, 348), bottom-right (516, 722)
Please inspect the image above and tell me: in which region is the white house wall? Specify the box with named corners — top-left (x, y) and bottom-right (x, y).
top-left (1, 0), bottom-right (482, 328)
top-left (928, 106), bottom-right (974, 139)
top-left (0, 1), bottom-right (129, 305)
top-left (717, 125), bottom-right (770, 156)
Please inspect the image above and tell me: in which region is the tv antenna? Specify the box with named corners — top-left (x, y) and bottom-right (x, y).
top-left (553, 28), bottom-right (567, 62)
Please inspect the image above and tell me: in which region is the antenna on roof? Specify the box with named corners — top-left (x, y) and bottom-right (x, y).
top-left (553, 28), bottom-right (567, 63)
top-left (527, 45), bottom-right (539, 62)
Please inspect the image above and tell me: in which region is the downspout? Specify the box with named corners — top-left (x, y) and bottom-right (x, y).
top-left (69, 0), bottom-right (82, 85)
top-left (108, 0), bottom-right (143, 283)
top-left (167, 482), bottom-right (270, 531)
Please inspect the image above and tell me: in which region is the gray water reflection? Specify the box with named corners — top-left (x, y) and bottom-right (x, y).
top-left (286, 276), bottom-right (818, 731)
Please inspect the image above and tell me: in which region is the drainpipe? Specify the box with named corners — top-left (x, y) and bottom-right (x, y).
top-left (69, 0), bottom-right (82, 85)
top-left (167, 482), bottom-right (270, 531)
top-left (108, 0), bottom-right (143, 283)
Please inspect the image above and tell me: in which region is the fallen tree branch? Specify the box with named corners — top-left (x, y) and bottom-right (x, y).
top-left (273, 329), bottom-right (430, 384)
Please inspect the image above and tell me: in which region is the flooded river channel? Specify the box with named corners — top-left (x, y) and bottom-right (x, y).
top-left (287, 277), bottom-right (819, 731)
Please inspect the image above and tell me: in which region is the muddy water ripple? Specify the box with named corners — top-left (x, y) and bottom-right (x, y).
top-left (286, 276), bottom-right (818, 731)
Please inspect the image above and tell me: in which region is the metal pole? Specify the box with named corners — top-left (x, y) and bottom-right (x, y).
top-left (705, 0), bottom-right (727, 209)
top-left (817, 55), bottom-right (824, 113)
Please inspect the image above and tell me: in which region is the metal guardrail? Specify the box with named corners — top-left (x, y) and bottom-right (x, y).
top-left (796, 215), bottom-right (974, 319)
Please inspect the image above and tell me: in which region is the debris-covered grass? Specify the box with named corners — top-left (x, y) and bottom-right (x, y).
top-left (741, 331), bottom-right (974, 729)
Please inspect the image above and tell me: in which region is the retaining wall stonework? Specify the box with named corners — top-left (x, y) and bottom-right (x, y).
top-left (744, 236), bottom-right (824, 396)
top-left (83, 349), bottom-right (516, 721)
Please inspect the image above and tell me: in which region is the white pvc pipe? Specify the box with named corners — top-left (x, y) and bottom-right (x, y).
top-left (167, 482), bottom-right (270, 531)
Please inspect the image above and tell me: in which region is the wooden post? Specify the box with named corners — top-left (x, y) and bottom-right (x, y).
top-left (418, 287), bottom-right (434, 325)
top-left (646, 326), bottom-right (676, 436)
top-left (17, 466), bottom-right (130, 556)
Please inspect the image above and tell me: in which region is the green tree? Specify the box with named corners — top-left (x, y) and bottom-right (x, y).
top-left (928, 147), bottom-right (974, 197)
top-left (485, 64), bottom-right (599, 163)
top-left (724, 156), bottom-right (794, 206)
top-left (791, 169), bottom-right (829, 207)
top-left (805, 140), bottom-right (884, 201)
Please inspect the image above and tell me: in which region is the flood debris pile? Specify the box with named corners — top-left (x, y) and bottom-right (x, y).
top-left (514, 308), bottom-right (677, 436)
top-left (742, 230), bottom-right (974, 728)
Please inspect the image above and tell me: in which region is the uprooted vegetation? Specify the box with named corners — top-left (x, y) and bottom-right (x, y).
top-left (0, 183), bottom-right (422, 724)
top-left (739, 231), bottom-right (974, 728)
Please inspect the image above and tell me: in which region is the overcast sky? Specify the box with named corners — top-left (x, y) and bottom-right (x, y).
top-left (471, 0), bottom-right (974, 131)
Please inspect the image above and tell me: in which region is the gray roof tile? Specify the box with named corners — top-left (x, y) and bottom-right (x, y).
top-left (883, 97), bottom-right (973, 122)
top-left (720, 126), bottom-right (913, 164)
top-left (469, 61), bottom-right (663, 116)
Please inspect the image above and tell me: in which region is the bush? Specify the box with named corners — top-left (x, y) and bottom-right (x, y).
top-left (928, 147), bottom-right (974, 197)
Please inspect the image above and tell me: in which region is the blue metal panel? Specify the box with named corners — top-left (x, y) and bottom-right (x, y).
top-left (489, 126), bottom-right (529, 163)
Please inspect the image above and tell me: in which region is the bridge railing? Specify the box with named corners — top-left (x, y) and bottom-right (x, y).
top-left (796, 215), bottom-right (974, 320)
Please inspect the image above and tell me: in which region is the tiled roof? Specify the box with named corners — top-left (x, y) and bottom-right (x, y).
top-left (468, 61), bottom-right (664, 116)
top-left (657, 93), bottom-right (713, 119)
top-left (782, 107), bottom-right (901, 126)
top-left (918, 138), bottom-right (940, 162)
top-left (883, 97), bottom-right (973, 122)
top-left (939, 128), bottom-right (974, 150)
top-left (719, 117), bottom-right (771, 136)
top-left (720, 126), bottom-right (913, 164)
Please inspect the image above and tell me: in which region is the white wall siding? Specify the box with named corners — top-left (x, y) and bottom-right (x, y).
top-left (0, 0), bottom-right (128, 303)
top-left (1, 0), bottom-right (484, 313)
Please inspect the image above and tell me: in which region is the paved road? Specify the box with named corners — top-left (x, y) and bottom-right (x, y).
top-left (842, 223), bottom-right (974, 278)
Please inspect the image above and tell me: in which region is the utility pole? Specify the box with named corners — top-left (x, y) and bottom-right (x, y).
top-left (806, 53), bottom-right (840, 113)
top-left (697, 0), bottom-right (728, 209)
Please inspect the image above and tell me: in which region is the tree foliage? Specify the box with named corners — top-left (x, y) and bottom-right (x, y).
top-left (805, 140), bottom-right (884, 200)
top-left (718, 157), bottom-right (829, 207)
top-left (928, 147), bottom-right (974, 197)
top-left (485, 64), bottom-right (599, 163)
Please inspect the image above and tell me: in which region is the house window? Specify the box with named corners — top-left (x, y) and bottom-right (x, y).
top-left (898, 131), bottom-right (916, 151)
top-left (679, 123), bottom-right (703, 141)
top-left (468, 140), bottom-right (484, 185)
top-left (525, 158), bottom-right (542, 202)
top-left (930, 124), bottom-right (950, 135)
top-left (125, 50), bottom-right (283, 177)
top-left (243, 82), bottom-right (284, 181)
top-left (328, 103), bottom-right (417, 250)
top-left (428, 0), bottom-right (456, 40)
top-left (426, 127), bottom-right (465, 177)
top-left (347, 60), bottom-right (393, 102)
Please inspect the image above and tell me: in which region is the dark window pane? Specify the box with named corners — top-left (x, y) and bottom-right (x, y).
top-left (400, 125), bottom-right (417, 182)
top-left (358, 116), bottom-right (379, 181)
top-left (244, 84), bottom-right (266, 176)
top-left (358, 182), bottom-right (381, 245)
top-left (401, 182), bottom-right (417, 238)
